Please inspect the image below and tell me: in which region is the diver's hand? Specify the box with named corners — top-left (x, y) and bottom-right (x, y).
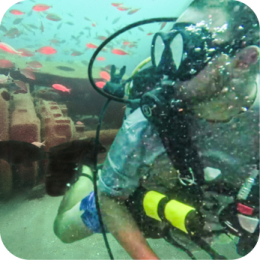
top-left (110, 65), bottom-right (126, 83)
top-left (103, 65), bottom-right (126, 98)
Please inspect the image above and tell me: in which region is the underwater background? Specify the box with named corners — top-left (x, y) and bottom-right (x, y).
top-left (0, 0), bottom-right (259, 259)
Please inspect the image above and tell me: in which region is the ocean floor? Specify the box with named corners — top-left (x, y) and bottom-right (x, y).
top-left (0, 189), bottom-right (242, 260)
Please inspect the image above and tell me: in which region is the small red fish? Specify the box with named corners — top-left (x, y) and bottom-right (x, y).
top-left (86, 43), bottom-right (98, 49)
top-left (96, 57), bottom-right (106, 61)
top-left (160, 22), bottom-right (167, 30)
top-left (26, 61), bottom-right (43, 69)
top-left (111, 3), bottom-right (123, 7)
top-left (71, 51), bottom-right (83, 56)
top-left (76, 121), bottom-right (84, 125)
top-left (32, 4), bottom-right (52, 12)
top-left (92, 22), bottom-right (96, 27)
top-left (0, 59), bottom-right (15, 69)
top-left (17, 48), bottom-right (35, 57)
top-left (36, 46), bottom-right (57, 55)
top-left (127, 8), bottom-right (140, 15)
top-left (13, 80), bottom-right (27, 92)
top-left (117, 6), bottom-right (130, 11)
top-left (100, 71), bottom-right (111, 81)
top-left (147, 32), bottom-right (154, 36)
top-left (20, 69), bottom-right (36, 80)
top-left (9, 10), bottom-right (25, 15)
top-left (95, 81), bottom-right (106, 88)
top-left (46, 14), bottom-right (62, 21)
top-left (97, 36), bottom-right (107, 41)
top-left (111, 48), bottom-right (129, 55)
top-left (123, 41), bottom-right (131, 45)
top-left (52, 84), bottom-right (71, 93)
top-left (0, 42), bottom-right (21, 55)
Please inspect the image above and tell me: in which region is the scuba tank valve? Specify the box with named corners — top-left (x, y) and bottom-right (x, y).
top-left (237, 168), bottom-right (259, 201)
top-left (219, 168), bottom-right (259, 256)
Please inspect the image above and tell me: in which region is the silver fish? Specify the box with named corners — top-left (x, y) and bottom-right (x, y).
top-left (13, 18), bottom-right (23, 25)
top-left (112, 16), bottom-right (121, 24)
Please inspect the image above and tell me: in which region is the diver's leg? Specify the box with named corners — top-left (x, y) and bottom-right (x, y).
top-left (57, 168), bottom-right (93, 215)
top-left (54, 167), bottom-right (94, 243)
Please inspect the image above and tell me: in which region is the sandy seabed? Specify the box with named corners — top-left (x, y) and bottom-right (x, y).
top-left (0, 190), bottom-right (242, 260)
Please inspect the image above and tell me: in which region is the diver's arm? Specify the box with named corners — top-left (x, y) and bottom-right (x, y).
top-left (99, 191), bottom-right (160, 260)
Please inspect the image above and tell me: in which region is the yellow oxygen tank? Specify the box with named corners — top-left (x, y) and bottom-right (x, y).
top-left (143, 190), bottom-right (203, 234)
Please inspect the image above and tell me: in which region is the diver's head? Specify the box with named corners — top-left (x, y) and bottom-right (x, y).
top-left (152, 0), bottom-right (260, 121)
top-left (177, 0), bottom-right (259, 51)
top-left (152, 0), bottom-right (259, 81)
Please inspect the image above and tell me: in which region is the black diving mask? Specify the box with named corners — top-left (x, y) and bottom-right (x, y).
top-left (151, 22), bottom-right (243, 81)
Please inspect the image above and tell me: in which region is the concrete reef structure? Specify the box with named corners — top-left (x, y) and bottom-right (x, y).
top-left (0, 160), bottom-right (12, 198)
top-left (0, 88), bottom-right (11, 197)
top-left (36, 100), bottom-right (75, 151)
top-left (0, 86), bottom-right (120, 198)
top-left (10, 89), bottom-right (41, 187)
top-left (0, 88), bottom-right (9, 141)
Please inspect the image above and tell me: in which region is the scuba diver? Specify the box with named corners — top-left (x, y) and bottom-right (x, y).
top-left (53, 0), bottom-right (259, 259)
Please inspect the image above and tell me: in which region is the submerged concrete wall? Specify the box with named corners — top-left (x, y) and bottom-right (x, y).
top-left (10, 88), bottom-right (41, 187)
top-left (0, 85), bottom-right (120, 197)
top-left (0, 89), bottom-right (12, 197)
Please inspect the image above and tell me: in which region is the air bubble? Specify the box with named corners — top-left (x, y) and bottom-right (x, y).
top-left (190, 69), bottom-right (197, 74)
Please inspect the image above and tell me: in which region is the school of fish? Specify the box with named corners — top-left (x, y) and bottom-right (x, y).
top-left (0, 0), bottom-right (169, 94)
